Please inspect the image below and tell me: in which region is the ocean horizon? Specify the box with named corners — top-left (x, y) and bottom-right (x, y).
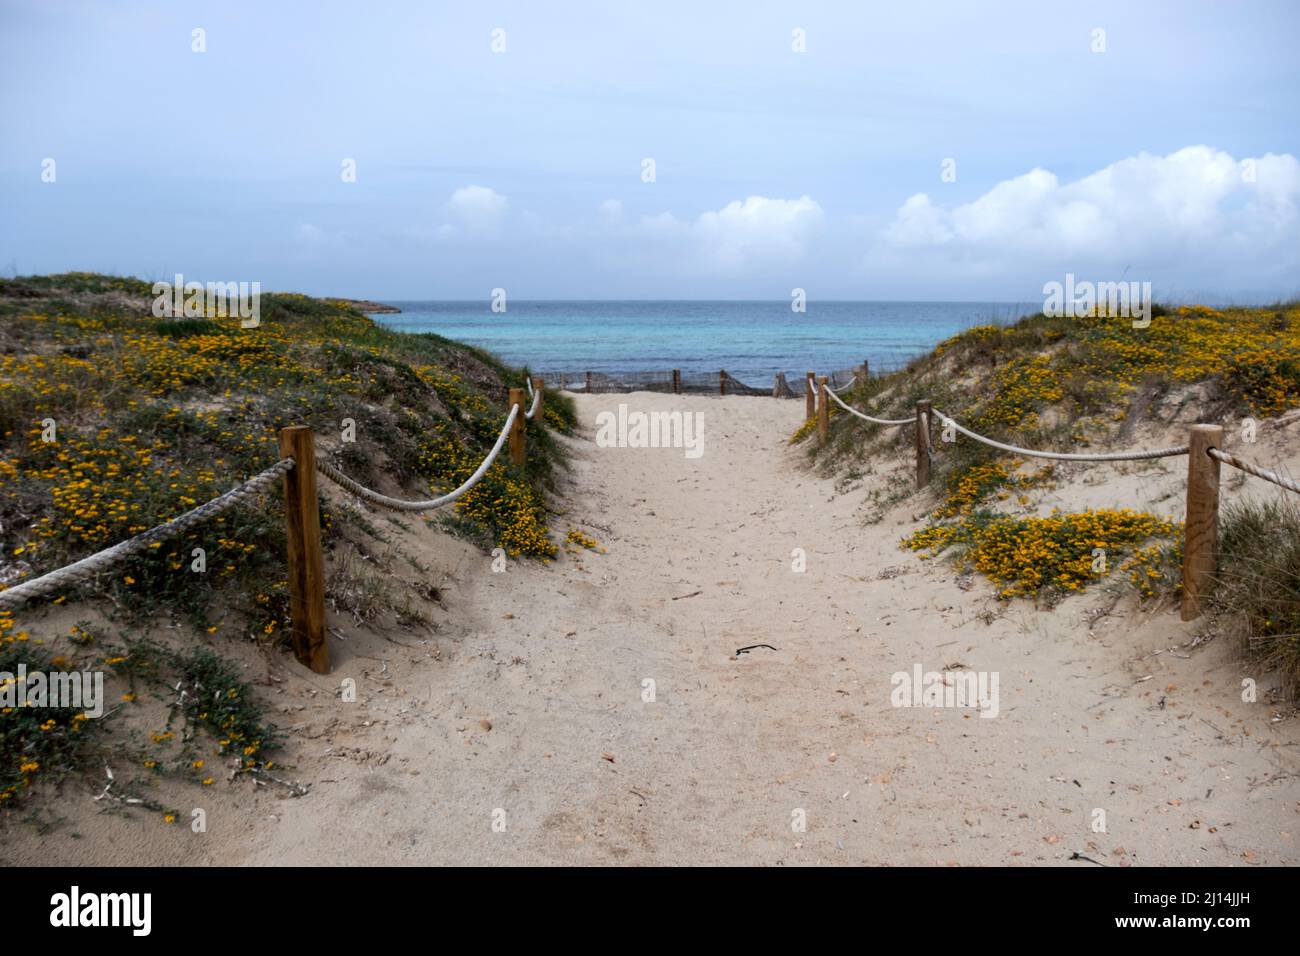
top-left (373, 300), bottom-right (1037, 385)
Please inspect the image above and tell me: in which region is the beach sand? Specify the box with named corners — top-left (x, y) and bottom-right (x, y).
top-left (7, 391), bottom-right (1298, 866)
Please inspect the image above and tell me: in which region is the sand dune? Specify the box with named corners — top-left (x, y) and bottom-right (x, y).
top-left (9, 391), bottom-right (1298, 866)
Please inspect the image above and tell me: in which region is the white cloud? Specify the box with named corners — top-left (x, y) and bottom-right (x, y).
top-left (446, 185), bottom-right (508, 235)
top-left (875, 147), bottom-right (1300, 289)
top-left (633, 195), bottom-right (824, 272)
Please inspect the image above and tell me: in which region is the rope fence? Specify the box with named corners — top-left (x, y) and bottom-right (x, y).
top-left (6, 360), bottom-right (1295, 671)
top-left (1208, 447), bottom-right (1300, 495)
top-left (930, 408), bottom-right (1189, 462)
top-left (0, 459), bottom-right (295, 611)
top-left (0, 379), bottom-right (550, 674)
top-left (823, 383), bottom-right (912, 427)
top-left (804, 370), bottom-right (1299, 623)
top-left (524, 375), bottom-right (543, 420)
top-left (315, 405), bottom-right (519, 511)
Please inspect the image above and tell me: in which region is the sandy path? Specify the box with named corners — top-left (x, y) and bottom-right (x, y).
top-left (9, 392), bottom-right (1297, 866)
top-left (232, 392), bottom-right (1299, 866)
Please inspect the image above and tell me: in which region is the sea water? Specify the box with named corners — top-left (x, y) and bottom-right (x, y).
top-left (375, 300), bottom-right (1034, 387)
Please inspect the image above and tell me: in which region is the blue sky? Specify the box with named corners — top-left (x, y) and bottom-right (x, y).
top-left (2, 0), bottom-right (1298, 301)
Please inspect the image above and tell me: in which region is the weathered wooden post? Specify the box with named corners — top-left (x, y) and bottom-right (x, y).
top-left (508, 388), bottom-right (526, 467)
top-left (861, 359), bottom-right (870, 382)
top-left (672, 369), bottom-right (681, 394)
top-left (559, 371), bottom-right (567, 391)
top-left (719, 369), bottom-right (727, 396)
top-left (805, 371), bottom-right (816, 421)
top-left (915, 400), bottom-right (932, 489)
top-left (817, 376), bottom-right (830, 441)
top-left (585, 371), bottom-right (593, 393)
top-left (531, 376), bottom-right (544, 421)
top-left (1181, 424), bottom-right (1223, 621)
top-left (278, 426), bottom-right (330, 674)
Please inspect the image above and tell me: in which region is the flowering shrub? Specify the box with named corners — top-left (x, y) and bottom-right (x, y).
top-left (931, 461), bottom-right (1054, 519)
top-left (0, 641), bottom-right (101, 806)
top-left (972, 357), bottom-right (1064, 431)
top-left (0, 274), bottom-right (575, 626)
top-left (905, 508), bottom-right (1180, 600)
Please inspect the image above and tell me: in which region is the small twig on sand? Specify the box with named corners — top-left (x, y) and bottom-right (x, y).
top-left (1069, 851), bottom-right (1107, 866)
top-left (672, 590), bottom-right (702, 601)
top-left (1200, 717), bottom-right (1227, 738)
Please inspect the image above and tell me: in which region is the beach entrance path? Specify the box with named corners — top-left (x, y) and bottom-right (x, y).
top-left (220, 390), bottom-right (1297, 866)
top-left (18, 391), bottom-right (1293, 867)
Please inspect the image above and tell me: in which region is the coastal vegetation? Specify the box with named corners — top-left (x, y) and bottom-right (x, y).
top-left (0, 272), bottom-right (575, 809)
top-left (798, 302), bottom-right (1300, 688)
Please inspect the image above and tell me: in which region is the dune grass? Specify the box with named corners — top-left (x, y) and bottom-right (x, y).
top-left (1214, 498), bottom-right (1300, 695)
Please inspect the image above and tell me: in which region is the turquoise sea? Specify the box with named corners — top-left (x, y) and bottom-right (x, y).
top-left (375, 301), bottom-right (1035, 386)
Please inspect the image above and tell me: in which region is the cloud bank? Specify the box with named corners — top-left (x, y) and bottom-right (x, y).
top-left (411, 151), bottom-right (1298, 298)
top-left (874, 147), bottom-right (1300, 293)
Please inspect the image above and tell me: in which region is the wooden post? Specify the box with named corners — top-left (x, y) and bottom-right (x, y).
top-left (278, 426), bottom-right (329, 674)
top-left (559, 371), bottom-right (567, 391)
top-left (508, 388), bottom-right (526, 467)
top-left (585, 371), bottom-right (592, 393)
top-left (531, 376), bottom-right (544, 421)
top-left (915, 400), bottom-right (932, 489)
top-left (719, 369), bottom-right (727, 396)
top-left (1181, 424), bottom-right (1223, 621)
top-left (861, 359), bottom-right (870, 382)
top-left (805, 371), bottom-right (816, 421)
top-left (672, 369), bottom-right (681, 394)
top-left (817, 376), bottom-right (830, 441)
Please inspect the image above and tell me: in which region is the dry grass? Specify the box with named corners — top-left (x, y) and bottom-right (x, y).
top-left (1214, 497), bottom-right (1300, 695)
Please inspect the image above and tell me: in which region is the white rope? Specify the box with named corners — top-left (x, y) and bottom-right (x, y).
top-left (929, 408), bottom-right (1189, 462)
top-left (315, 403), bottom-right (520, 511)
top-left (0, 459), bottom-right (296, 610)
top-left (828, 376), bottom-right (856, 393)
top-left (0, 389), bottom-right (538, 608)
top-left (822, 385), bottom-right (913, 427)
top-left (1209, 448), bottom-right (1300, 495)
top-left (524, 385), bottom-right (542, 420)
